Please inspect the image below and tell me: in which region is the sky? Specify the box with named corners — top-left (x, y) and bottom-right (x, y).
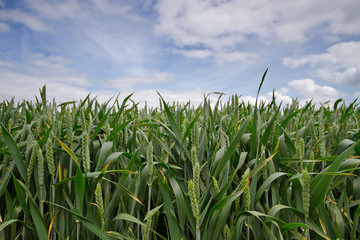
top-left (0, 0), bottom-right (359, 107)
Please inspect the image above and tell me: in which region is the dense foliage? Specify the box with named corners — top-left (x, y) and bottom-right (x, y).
top-left (0, 83), bottom-right (360, 239)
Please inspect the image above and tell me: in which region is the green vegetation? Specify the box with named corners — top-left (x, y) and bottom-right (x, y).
top-left (0, 78), bottom-right (360, 239)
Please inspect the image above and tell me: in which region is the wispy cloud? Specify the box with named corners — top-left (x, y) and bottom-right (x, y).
top-left (0, 53), bottom-right (91, 101)
top-left (173, 48), bottom-right (259, 64)
top-left (0, 21), bottom-right (9, 32)
top-left (173, 49), bottom-right (213, 60)
top-left (0, 8), bottom-right (52, 32)
top-left (108, 71), bottom-right (175, 90)
top-left (0, 53), bottom-right (177, 104)
top-left (23, 0), bottom-right (83, 20)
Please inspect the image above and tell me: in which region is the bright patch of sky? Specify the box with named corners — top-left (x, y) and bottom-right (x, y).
top-left (0, 0), bottom-right (359, 106)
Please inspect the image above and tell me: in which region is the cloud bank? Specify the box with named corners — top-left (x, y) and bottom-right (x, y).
top-left (155, 0), bottom-right (360, 64)
top-left (283, 41), bottom-right (360, 86)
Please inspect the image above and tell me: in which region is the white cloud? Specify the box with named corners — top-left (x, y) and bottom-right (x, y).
top-left (0, 8), bottom-right (52, 32)
top-left (91, 88), bottom-right (225, 108)
top-left (283, 41), bottom-right (360, 86)
top-left (134, 89), bottom-right (207, 107)
top-left (239, 88), bottom-right (293, 107)
top-left (23, 54), bottom-right (90, 86)
top-left (316, 66), bottom-right (360, 85)
top-left (283, 41), bottom-right (360, 68)
top-left (0, 54), bottom-right (91, 101)
top-left (83, 27), bottom-right (152, 66)
top-left (214, 51), bottom-right (259, 65)
top-left (264, 88), bottom-right (293, 106)
top-left (0, 21), bottom-right (9, 32)
top-left (23, 0), bottom-right (84, 20)
top-left (143, 0), bottom-right (154, 11)
top-left (0, 52), bottom-right (316, 108)
top-left (288, 79), bottom-right (340, 102)
top-left (23, 0), bottom-right (141, 22)
top-left (173, 49), bottom-right (213, 59)
top-left (173, 48), bottom-right (258, 64)
top-left (109, 71), bottom-right (174, 90)
top-left (89, 0), bottom-right (133, 16)
top-left (0, 54), bottom-right (176, 105)
top-left (0, 0), bottom-right (162, 85)
top-left (0, 60), bottom-right (15, 68)
top-left (154, 0), bottom-right (360, 63)
top-left (0, 69), bottom-right (91, 102)
top-left (1, 0), bottom-right (142, 36)
top-left (239, 96), bottom-right (267, 106)
top-left (0, 0), bottom-right (4, 8)
top-left (282, 54), bottom-right (336, 69)
top-left (0, 52), bottom-right (178, 104)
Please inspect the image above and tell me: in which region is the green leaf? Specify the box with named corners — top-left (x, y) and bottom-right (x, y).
top-left (105, 147), bottom-right (142, 220)
top-left (0, 219), bottom-right (19, 232)
top-left (12, 174), bottom-right (30, 216)
top-left (250, 151), bottom-right (277, 178)
top-left (16, 179), bottom-right (48, 240)
top-left (310, 141), bottom-right (357, 210)
top-left (281, 222), bottom-right (309, 233)
top-left (1, 123), bottom-right (27, 183)
top-left (168, 176), bottom-right (195, 230)
top-left (255, 172), bottom-right (287, 203)
top-left (250, 68), bottom-right (268, 159)
top-left (351, 204), bottom-right (360, 239)
top-left (213, 116), bottom-right (250, 178)
top-left (48, 202), bottom-right (116, 240)
top-left (257, 68), bottom-right (268, 99)
top-left (236, 210), bottom-right (280, 240)
top-left (56, 138), bottom-right (78, 164)
top-left (155, 168), bottom-right (186, 240)
top-left (0, 161), bottom-right (14, 199)
top-left (113, 213), bottom-right (145, 227)
top-left (334, 98), bottom-right (343, 110)
top-left (317, 203), bottom-right (337, 239)
top-left (209, 188), bottom-right (244, 216)
top-left (75, 166), bottom-right (85, 215)
top-left (95, 142), bottom-right (113, 171)
top-left (261, 104), bottom-right (281, 146)
top-left (157, 92), bottom-right (191, 159)
top-left (267, 204), bottom-right (330, 239)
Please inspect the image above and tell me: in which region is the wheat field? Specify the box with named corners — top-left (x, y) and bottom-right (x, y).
top-left (1, 77), bottom-right (360, 239)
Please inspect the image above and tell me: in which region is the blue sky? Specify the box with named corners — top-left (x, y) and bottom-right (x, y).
top-left (0, 0), bottom-right (359, 106)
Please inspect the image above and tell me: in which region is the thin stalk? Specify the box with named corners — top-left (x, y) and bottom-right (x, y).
top-left (0, 228), bottom-right (4, 240)
top-left (137, 212), bottom-right (140, 240)
top-left (68, 157), bottom-right (73, 190)
top-left (183, 152), bottom-right (187, 180)
top-left (185, 158), bottom-right (189, 239)
top-left (305, 218), bottom-right (310, 240)
top-left (265, 190), bottom-right (269, 209)
top-left (22, 196), bottom-right (28, 240)
top-left (52, 180), bottom-right (57, 240)
top-left (76, 221), bottom-right (80, 240)
top-left (40, 200), bottom-right (44, 216)
top-left (247, 221), bottom-right (250, 240)
top-left (186, 225), bottom-right (190, 240)
top-left (147, 184), bottom-right (152, 213)
top-left (196, 227), bottom-right (201, 240)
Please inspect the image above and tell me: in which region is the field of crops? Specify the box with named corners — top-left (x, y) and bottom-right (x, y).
top-left (0, 82), bottom-right (360, 239)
